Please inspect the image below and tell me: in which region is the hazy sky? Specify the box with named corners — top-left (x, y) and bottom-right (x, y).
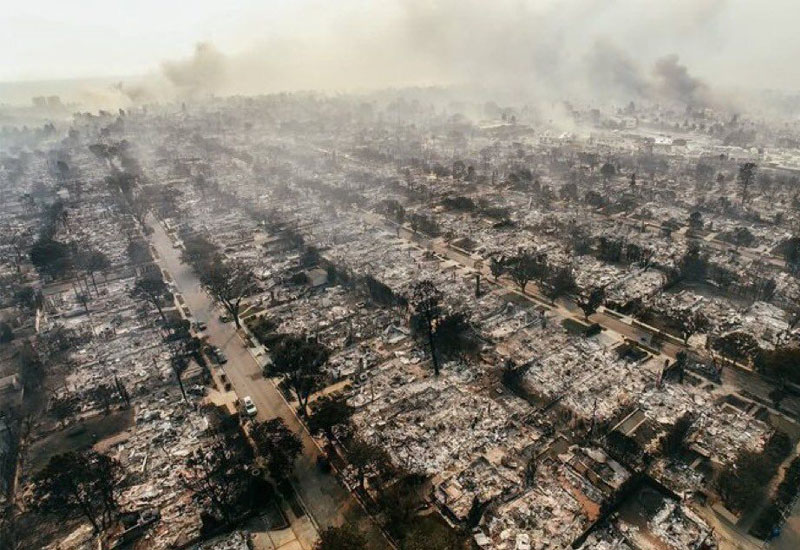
top-left (2, 0), bottom-right (307, 81)
top-left (3, 0), bottom-right (800, 99)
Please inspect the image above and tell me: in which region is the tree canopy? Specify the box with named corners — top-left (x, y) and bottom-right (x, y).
top-left (200, 258), bottom-right (257, 328)
top-left (33, 450), bottom-right (124, 533)
top-left (314, 524), bottom-right (368, 550)
top-left (309, 393), bottom-right (354, 439)
top-left (130, 271), bottom-right (171, 322)
top-left (251, 418), bottom-right (303, 481)
top-left (30, 238), bottom-right (73, 279)
top-left (267, 335), bottom-right (329, 415)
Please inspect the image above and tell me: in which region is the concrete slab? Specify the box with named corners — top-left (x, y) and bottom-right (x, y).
top-left (268, 528), bottom-right (297, 548)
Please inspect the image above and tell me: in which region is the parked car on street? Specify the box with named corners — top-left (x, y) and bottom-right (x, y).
top-left (243, 396), bottom-right (257, 417)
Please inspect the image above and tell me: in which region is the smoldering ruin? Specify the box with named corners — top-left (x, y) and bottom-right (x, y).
top-left (3, 2), bottom-right (800, 550)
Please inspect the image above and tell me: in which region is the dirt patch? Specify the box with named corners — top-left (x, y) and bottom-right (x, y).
top-left (25, 408), bottom-right (135, 475)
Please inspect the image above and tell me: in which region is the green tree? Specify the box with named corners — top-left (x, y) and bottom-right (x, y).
top-left (33, 450), bottom-right (124, 533)
top-left (314, 524), bottom-right (367, 550)
top-left (267, 335), bottom-right (329, 415)
top-left (713, 331), bottom-right (760, 365)
top-left (181, 430), bottom-right (253, 526)
top-left (250, 418), bottom-right (302, 481)
top-left (200, 258), bottom-right (257, 329)
top-left (50, 394), bottom-right (78, 427)
top-left (402, 521), bottom-right (462, 550)
top-left (434, 311), bottom-right (481, 361)
top-left (688, 211), bottom-right (704, 231)
top-left (675, 310), bottom-right (709, 344)
top-left (730, 226), bottom-right (756, 249)
top-left (181, 234), bottom-right (219, 270)
top-left (755, 347), bottom-right (800, 385)
top-left (489, 256), bottom-right (506, 281)
top-left (577, 287), bottom-right (605, 320)
top-left (600, 162), bottom-right (617, 187)
top-left (17, 344), bottom-right (44, 390)
top-left (347, 438), bottom-right (392, 492)
top-left (13, 286), bottom-right (36, 311)
top-left (0, 322), bottom-right (12, 344)
top-left (309, 394), bottom-right (353, 439)
top-left (29, 238), bottom-right (73, 279)
top-left (778, 236), bottom-right (800, 275)
top-left (679, 243), bottom-right (708, 282)
top-left (506, 251), bottom-right (548, 293)
top-left (126, 239), bottom-right (153, 265)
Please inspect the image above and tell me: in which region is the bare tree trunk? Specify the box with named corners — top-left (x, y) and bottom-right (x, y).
top-left (427, 325), bottom-right (439, 376)
top-left (155, 302), bottom-right (166, 323)
top-left (174, 367), bottom-right (187, 402)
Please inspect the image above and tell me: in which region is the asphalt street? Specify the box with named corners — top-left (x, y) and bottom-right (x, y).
top-left (147, 219), bottom-right (385, 548)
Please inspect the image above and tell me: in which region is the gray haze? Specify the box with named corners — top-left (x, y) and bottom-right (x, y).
top-left (3, 0), bottom-right (800, 113)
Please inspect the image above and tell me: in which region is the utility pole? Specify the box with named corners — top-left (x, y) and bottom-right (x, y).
top-left (589, 398), bottom-right (598, 438)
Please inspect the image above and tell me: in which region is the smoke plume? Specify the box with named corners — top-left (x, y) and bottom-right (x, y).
top-left (20, 0), bottom-right (798, 114)
top-left (161, 42), bottom-right (227, 98)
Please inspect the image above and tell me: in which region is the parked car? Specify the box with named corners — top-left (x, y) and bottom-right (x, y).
top-left (243, 396), bottom-right (257, 417)
top-left (193, 320), bottom-right (207, 331)
top-left (207, 346), bottom-right (220, 363)
top-left (206, 345), bottom-right (228, 364)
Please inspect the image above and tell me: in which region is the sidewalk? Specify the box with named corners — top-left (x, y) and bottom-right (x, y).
top-left (147, 218), bottom-right (386, 549)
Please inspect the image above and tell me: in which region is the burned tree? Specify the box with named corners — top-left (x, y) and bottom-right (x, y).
top-left (577, 287), bottom-right (605, 320)
top-left (738, 162), bottom-right (757, 207)
top-left (410, 279), bottom-right (443, 376)
top-left (130, 271), bottom-right (171, 323)
top-left (489, 255), bottom-right (506, 281)
top-left (76, 248), bottom-right (111, 294)
top-left (675, 310), bottom-right (709, 344)
top-left (200, 258), bottom-right (257, 329)
top-left (544, 266), bottom-right (577, 303)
